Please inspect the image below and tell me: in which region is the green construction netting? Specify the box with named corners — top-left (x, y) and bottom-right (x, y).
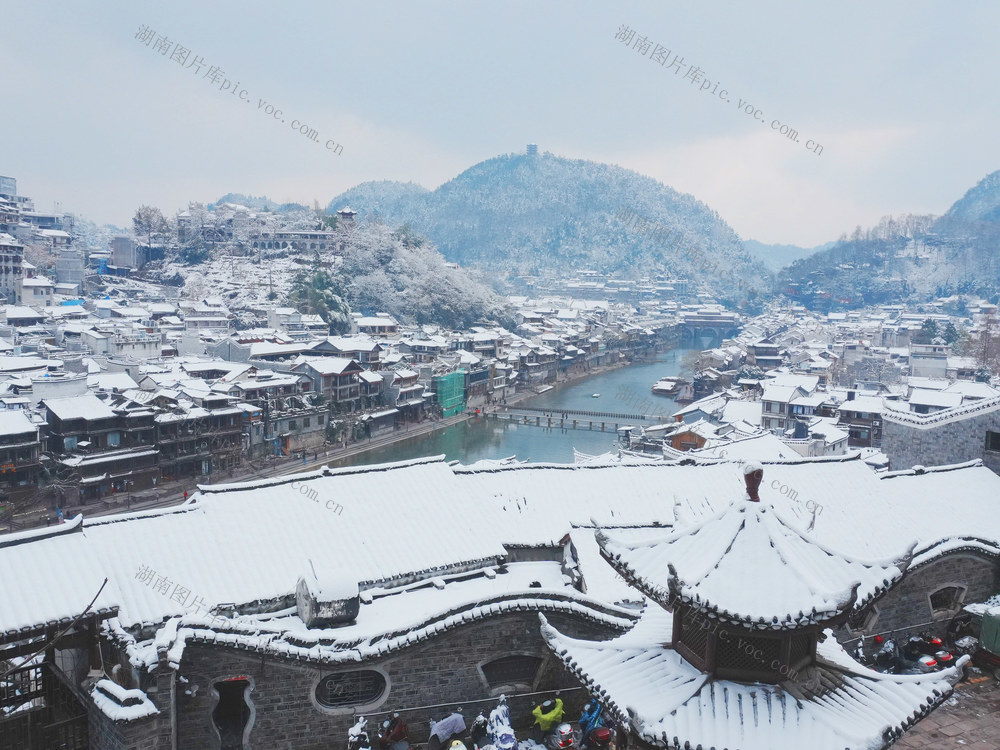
top-left (434, 371), bottom-right (466, 417)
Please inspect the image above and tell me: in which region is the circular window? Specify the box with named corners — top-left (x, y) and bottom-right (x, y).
top-left (315, 671), bottom-right (387, 708)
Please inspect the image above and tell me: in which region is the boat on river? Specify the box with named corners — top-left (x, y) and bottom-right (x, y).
top-left (650, 376), bottom-right (688, 396)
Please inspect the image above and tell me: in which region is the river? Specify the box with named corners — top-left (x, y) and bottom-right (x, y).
top-left (329, 347), bottom-right (692, 468)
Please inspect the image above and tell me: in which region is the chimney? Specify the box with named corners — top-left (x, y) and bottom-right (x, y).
top-left (743, 462), bottom-right (763, 502)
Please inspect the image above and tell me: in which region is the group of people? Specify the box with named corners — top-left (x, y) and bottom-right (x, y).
top-left (422, 694), bottom-right (627, 750)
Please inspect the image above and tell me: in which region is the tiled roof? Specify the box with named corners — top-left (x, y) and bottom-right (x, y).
top-left (542, 606), bottom-right (960, 750)
top-left (598, 500), bottom-right (908, 629)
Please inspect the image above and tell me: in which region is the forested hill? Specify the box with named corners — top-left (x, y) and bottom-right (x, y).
top-left (328, 151), bottom-right (769, 299)
top-left (776, 170), bottom-right (1000, 310)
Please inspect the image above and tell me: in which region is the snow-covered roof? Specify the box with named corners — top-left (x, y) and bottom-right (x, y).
top-left (598, 498), bottom-right (908, 629)
top-left (21, 276), bottom-right (54, 287)
top-left (838, 395), bottom-right (884, 414)
top-left (291, 355), bottom-right (359, 375)
top-left (248, 341), bottom-right (314, 357)
top-left (541, 606), bottom-right (961, 750)
top-left (4, 305), bottom-right (44, 319)
top-left (683, 432), bottom-right (799, 462)
top-left (788, 391), bottom-right (828, 408)
top-left (356, 316), bottom-right (398, 327)
top-left (942, 380), bottom-right (1000, 400)
top-left (43, 393), bottom-right (116, 421)
top-left (87, 372), bottom-right (140, 392)
top-left (3, 456), bottom-right (1000, 642)
top-left (140, 561), bottom-right (633, 674)
top-left (764, 373), bottom-right (819, 393)
top-left (761, 384), bottom-right (803, 404)
top-left (0, 409), bottom-right (36, 436)
top-left (883, 393), bottom-right (1000, 429)
top-left (323, 335), bottom-right (381, 352)
top-left (90, 679), bottom-right (159, 722)
top-left (909, 388), bottom-right (964, 409)
top-left (719, 399), bottom-right (762, 427)
top-left (804, 416), bottom-right (849, 444)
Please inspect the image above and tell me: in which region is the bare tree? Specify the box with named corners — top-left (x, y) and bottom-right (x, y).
top-left (132, 205), bottom-right (170, 249)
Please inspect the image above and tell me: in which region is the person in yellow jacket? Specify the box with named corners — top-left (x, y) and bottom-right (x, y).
top-left (531, 696), bottom-right (565, 742)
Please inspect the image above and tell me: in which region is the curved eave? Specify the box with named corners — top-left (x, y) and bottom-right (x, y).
top-left (1, 605), bottom-right (120, 646)
top-left (541, 611), bottom-right (964, 750)
top-left (153, 593), bottom-right (638, 670)
top-left (596, 504), bottom-right (912, 632)
top-left (910, 536), bottom-right (1000, 570)
top-left (538, 615), bottom-right (637, 736)
top-left (599, 544), bottom-right (902, 632)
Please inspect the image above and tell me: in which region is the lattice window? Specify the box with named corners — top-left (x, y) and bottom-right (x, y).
top-left (716, 633), bottom-right (781, 675)
top-left (315, 671), bottom-right (386, 708)
top-left (679, 618), bottom-right (710, 659)
top-left (788, 634), bottom-right (811, 665)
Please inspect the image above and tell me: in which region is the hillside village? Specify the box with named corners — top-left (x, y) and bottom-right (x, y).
top-left (3, 168), bottom-right (1000, 750)
top-left (2, 172), bottom-right (1000, 527)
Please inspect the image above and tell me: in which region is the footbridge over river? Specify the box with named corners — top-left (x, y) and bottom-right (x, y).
top-left (486, 405), bottom-right (674, 432)
top-left (679, 320), bottom-right (741, 347)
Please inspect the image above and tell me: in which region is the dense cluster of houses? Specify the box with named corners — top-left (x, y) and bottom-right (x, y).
top-left (0, 284), bottom-right (687, 511)
top-left (624, 302), bottom-right (1000, 475)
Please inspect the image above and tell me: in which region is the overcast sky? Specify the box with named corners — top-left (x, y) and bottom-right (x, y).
top-left (5, 1), bottom-right (999, 246)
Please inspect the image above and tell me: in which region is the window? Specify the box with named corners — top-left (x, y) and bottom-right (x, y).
top-left (314, 671), bottom-right (386, 708)
top-left (929, 585), bottom-right (965, 615)
top-left (318, 415), bottom-right (325, 425)
top-left (213, 677), bottom-right (254, 748)
top-left (481, 655), bottom-right (543, 691)
top-left (847, 605), bottom-right (879, 633)
top-left (288, 420), bottom-right (297, 431)
top-left (987, 431), bottom-right (1000, 453)
top-left (108, 431), bottom-right (121, 447)
top-left (304, 418), bottom-right (311, 428)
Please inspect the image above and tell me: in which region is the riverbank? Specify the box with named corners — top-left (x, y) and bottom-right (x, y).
top-left (8, 352), bottom-right (657, 530)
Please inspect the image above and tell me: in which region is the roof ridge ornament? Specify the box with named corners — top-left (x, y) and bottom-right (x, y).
top-left (743, 461), bottom-right (764, 502)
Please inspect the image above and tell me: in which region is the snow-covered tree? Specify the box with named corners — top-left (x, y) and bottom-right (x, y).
top-left (132, 205), bottom-right (170, 248)
top-left (288, 268), bottom-right (351, 334)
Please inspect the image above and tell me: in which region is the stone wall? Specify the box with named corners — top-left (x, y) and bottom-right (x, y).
top-left (837, 551), bottom-right (1000, 647)
top-left (159, 610), bottom-right (615, 750)
top-left (882, 406), bottom-right (1000, 474)
top-left (87, 669), bottom-right (173, 750)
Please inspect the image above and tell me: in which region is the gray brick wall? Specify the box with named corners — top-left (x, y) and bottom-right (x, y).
top-left (882, 408), bottom-right (1000, 473)
top-left (837, 552), bottom-right (1000, 647)
top-left (87, 669), bottom-right (173, 750)
top-left (144, 610), bottom-right (616, 750)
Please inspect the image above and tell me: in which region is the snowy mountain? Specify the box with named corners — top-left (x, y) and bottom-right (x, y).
top-left (328, 150), bottom-right (770, 300)
top-left (742, 239), bottom-right (833, 271)
top-left (777, 171), bottom-right (1000, 309)
top-left (943, 170), bottom-right (1000, 224)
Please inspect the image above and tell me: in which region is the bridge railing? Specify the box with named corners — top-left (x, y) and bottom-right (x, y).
top-left (499, 406), bottom-right (672, 421)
